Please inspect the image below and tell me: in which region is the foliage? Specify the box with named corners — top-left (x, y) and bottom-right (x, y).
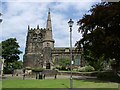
top-left (12, 61), bottom-right (23, 69)
top-left (97, 71), bottom-right (120, 83)
top-left (54, 66), bottom-right (62, 70)
top-left (3, 63), bottom-right (13, 74)
top-left (2, 38), bottom-right (22, 63)
top-left (79, 65), bottom-right (95, 72)
top-left (86, 55), bottom-right (106, 71)
top-left (3, 61), bottom-right (23, 74)
top-left (2, 38), bottom-right (22, 73)
top-left (76, 2), bottom-right (120, 71)
top-left (31, 68), bottom-right (44, 72)
top-left (59, 58), bottom-right (70, 70)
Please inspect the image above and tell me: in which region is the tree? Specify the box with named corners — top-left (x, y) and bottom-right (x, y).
top-left (59, 58), bottom-right (70, 70)
top-left (0, 13), bottom-right (2, 23)
top-left (2, 38), bottom-right (22, 73)
top-left (12, 61), bottom-right (23, 69)
top-left (76, 2), bottom-right (120, 71)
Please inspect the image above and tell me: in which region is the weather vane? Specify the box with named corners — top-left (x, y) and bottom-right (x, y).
top-left (49, 8), bottom-right (51, 13)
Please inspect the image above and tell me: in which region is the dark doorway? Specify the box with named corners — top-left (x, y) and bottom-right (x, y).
top-left (46, 63), bottom-right (50, 69)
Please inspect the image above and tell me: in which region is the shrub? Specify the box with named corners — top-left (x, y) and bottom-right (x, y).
top-left (55, 66), bottom-right (61, 70)
top-left (79, 65), bottom-right (95, 72)
top-left (55, 66), bottom-right (70, 71)
top-left (3, 67), bottom-right (13, 74)
top-left (79, 67), bottom-right (85, 72)
top-left (31, 68), bottom-right (44, 72)
top-left (59, 58), bottom-right (70, 71)
top-left (97, 71), bottom-right (120, 83)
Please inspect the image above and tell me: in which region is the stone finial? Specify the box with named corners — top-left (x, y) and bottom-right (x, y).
top-left (28, 25), bottom-right (30, 30)
top-left (37, 25), bottom-right (39, 29)
top-left (48, 8), bottom-right (50, 14)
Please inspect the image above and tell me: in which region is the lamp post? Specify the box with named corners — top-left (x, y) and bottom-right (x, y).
top-left (68, 19), bottom-right (74, 89)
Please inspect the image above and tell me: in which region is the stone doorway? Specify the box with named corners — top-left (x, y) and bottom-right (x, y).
top-left (46, 63), bottom-right (50, 69)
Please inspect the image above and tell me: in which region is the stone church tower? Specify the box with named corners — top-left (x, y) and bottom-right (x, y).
top-left (24, 9), bottom-right (82, 70)
top-left (23, 10), bottom-right (54, 69)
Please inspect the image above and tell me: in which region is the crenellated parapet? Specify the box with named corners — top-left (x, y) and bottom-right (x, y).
top-left (28, 25), bottom-right (46, 32)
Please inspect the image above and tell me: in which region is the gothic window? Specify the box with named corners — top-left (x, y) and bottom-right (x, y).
top-left (32, 33), bottom-right (43, 42)
top-left (46, 63), bottom-right (50, 69)
top-left (38, 33), bottom-right (42, 42)
top-left (39, 33), bottom-right (42, 38)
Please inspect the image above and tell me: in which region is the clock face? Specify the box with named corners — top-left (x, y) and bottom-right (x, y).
top-left (35, 30), bottom-right (40, 34)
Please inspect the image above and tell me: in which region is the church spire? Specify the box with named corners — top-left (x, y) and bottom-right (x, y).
top-left (46, 8), bottom-right (52, 30)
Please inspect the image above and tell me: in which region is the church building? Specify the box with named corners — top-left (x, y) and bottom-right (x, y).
top-left (23, 10), bottom-right (82, 69)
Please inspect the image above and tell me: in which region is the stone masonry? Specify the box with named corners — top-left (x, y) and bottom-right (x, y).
top-left (23, 10), bottom-right (82, 69)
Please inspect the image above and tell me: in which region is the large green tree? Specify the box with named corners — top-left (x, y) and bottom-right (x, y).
top-left (2, 38), bottom-right (22, 73)
top-left (2, 38), bottom-right (22, 63)
top-left (76, 2), bottom-right (120, 71)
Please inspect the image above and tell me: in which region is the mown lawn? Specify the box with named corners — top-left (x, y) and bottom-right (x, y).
top-left (2, 79), bottom-right (119, 88)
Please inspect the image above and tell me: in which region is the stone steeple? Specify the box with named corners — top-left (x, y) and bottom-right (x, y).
top-left (23, 9), bottom-right (81, 70)
top-left (42, 8), bottom-right (54, 69)
top-left (46, 8), bottom-right (52, 30)
top-left (42, 8), bottom-right (54, 49)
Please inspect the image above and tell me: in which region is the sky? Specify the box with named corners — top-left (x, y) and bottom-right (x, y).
top-left (0, 0), bottom-right (101, 61)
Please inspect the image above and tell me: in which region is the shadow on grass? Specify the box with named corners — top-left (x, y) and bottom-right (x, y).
top-left (73, 76), bottom-right (118, 83)
top-left (61, 83), bottom-right (69, 88)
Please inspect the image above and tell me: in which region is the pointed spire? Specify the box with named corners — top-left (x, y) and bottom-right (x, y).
top-left (46, 8), bottom-right (52, 30)
top-left (37, 25), bottom-right (39, 29)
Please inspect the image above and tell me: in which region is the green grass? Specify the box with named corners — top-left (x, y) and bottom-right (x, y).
top-left (0, 80), bottom-right (2, 89)
top-left (2, 79), bottom-right (118, 88)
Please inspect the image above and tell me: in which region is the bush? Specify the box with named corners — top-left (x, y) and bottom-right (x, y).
top-left (59, 58), bottom-right (70, 71)
top-left (32, 68), bottom-right (44, 72)
top-left (3, 67), bottom-right (13, 74)
top-left (54, 66), bottom-right (70, 71)
top-left (54, 66), bottom-right (61, 70)
top-left (97, 71), bottom-right (120, 83)
top-left (79, 65), bottom-right (95, 72)
top-left (3, 63), bottom-right (14, 74)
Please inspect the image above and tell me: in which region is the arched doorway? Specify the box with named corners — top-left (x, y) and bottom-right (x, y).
top-left (46, 63), bottom-right (50, 69)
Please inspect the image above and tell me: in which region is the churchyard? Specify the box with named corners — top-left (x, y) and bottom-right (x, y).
top-left (1, 1), bottom-right (120, 90)
top-left (1, 74), bottom-right (119, 89)
top-left (2, 79), bottom-right (118, 88)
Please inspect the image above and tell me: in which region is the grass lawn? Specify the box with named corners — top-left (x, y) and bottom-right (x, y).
top-left (2, 79), bottom-right (119, 88)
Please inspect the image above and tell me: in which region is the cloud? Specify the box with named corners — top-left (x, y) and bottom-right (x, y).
top-left (1, 0), bottom-right (100, 60)
top-left (3, 0), bottom-right (101, 2)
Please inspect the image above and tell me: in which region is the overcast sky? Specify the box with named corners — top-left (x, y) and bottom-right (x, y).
top-left (1, 0), bottom-right (101, 61)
